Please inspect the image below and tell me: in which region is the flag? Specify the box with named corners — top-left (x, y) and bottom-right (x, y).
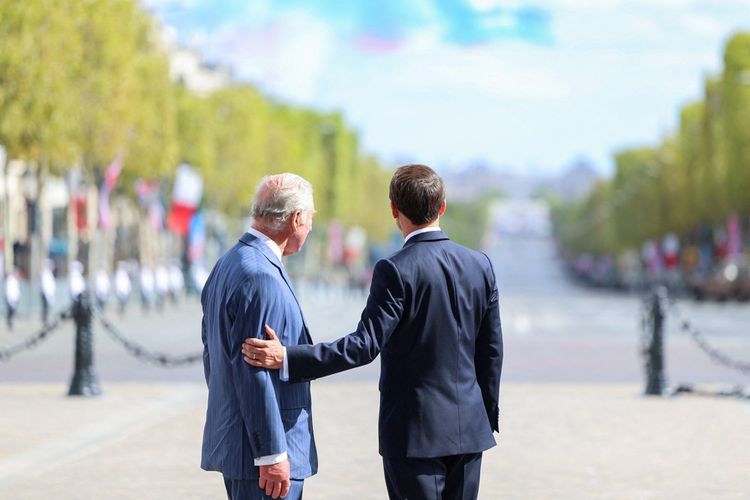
top-left (167, 164), bottom-right (203, 236)
top-left (188, 211), bottom-right (206, 263)
top-left (98, 153), bottom-right (124, 230)
top-left (135, 178), bottom-right (160, 206)
top-left (727, 213), bottom-right (742, 257)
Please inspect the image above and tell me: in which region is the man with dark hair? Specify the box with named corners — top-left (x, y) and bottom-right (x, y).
top-left (244, 164), bottom-right (503, 500)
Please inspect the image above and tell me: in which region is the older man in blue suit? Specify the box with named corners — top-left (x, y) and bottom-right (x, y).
top-left (201, 173), bottom-right (318, 499)
top-left (245, 164), bottom-right (503, 500)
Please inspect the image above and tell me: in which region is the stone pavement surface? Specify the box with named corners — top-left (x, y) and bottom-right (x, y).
top-left (0, 382), bottom-right (748, 500)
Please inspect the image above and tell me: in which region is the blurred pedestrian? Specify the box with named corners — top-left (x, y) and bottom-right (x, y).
top-left (69, 260), bottom-right (86, 300)
top-left (168, 261), bottom-right (184, 303)
top-left (139, 265), bottom-right (155, 311)
top-left (154, 264), bottom-right (169, 311)
top-left (95, 268), bottom-right (111, 311)
top-left (40, 259), bottom-right (56, 324)
top-left (5, 268), bottom-right (21, 330)
top-left (114, 261), bottom-right (132, 315)
top-left (191, 262), bottom-right (209, 294)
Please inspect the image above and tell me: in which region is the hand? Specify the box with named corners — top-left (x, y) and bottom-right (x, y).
top-left (259, 458), bottom-right (291, 498)
top-left (243, 325), bottom-right (284, 369)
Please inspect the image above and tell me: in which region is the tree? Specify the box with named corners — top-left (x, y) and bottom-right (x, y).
top-left (0, 0), bottom-right (83, 166)
top-left (720, 32), bottom-right (750, 215)
top-left (701, 77), bottom-right (730, 224)
top-left (611, 147), bottom-right (660, 248)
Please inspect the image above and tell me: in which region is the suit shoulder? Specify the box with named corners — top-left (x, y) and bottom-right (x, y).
top-left (216, 245), bottom-right (282, 294)
top-left (448, 240), bottom-right (492, 265)
top-left (436, 241), bottom-right (496, 285)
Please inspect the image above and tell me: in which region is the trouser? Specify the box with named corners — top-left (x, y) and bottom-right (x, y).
top-left (41, 295), bottom-right (49, 324)
top-left (383, 452), bottom-right (483, 500)
top-left (223, 478), bottom-right (304, 500)
top-left (6, 303), bottom-right (16, 329)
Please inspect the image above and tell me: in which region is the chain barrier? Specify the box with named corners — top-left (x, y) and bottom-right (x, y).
top-left (668, 302), bottom-right (750, 376)
top-left (92, 307), bottom-right (202, 367)
top-left (0, 308), bottom-right (73, 362)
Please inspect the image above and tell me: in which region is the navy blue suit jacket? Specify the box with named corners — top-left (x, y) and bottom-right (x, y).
top-left (201, 233), bottom-right (318, 480)
top-left (286, 230), bottom-right (503, 459)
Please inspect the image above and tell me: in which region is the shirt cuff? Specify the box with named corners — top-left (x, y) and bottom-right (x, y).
top-left (281, 346), bottom-right (289, 381)
top-left (254, 451), bottom-right (288, 466)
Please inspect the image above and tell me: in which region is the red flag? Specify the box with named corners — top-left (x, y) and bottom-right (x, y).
top-left (167, 164), bottom-right (203, 236)
top-left (167, 203), bottom-right (196, 236)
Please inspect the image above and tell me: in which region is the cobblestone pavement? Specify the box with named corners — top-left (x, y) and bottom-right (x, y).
top-left (0, 382), bottom-right (747, 499)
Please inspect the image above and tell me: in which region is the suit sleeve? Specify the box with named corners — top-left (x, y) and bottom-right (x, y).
top-left (285, 258), bottom-right (405, 383)
top-left (475, 255), bottom-right (503, 433)
top-left (228, 278), bottom-right (287, 459)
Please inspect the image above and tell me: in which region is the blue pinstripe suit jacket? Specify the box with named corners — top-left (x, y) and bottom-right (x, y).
top-left (200, 232), bottom-right (318, 480)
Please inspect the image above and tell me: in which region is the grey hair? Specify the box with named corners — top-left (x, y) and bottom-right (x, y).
top-left (250, 173), bottom-right (314, 233)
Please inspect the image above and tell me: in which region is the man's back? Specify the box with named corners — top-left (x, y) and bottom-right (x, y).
top-left (377, 230), bottom-right (502, 458)
top-left (284, 230), bottom-right (502, 459)
top-left (201, 233), bottom-right (317, 480)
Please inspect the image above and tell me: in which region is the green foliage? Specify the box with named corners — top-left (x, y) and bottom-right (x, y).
top-left (441, 195), bottom-right (495, 249)
top-left (555, 31), bottom-right (750, 256)
top-left (721, 32), bottom-right (750, 214)
top-left (0, 0), bottom-right (393, 241)
top-left (0, 0), bottom-right (84, 166)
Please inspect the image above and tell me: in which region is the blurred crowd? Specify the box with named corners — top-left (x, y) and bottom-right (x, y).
top-left (562, 216), bottom-right (750, 302)
top-left (2, 258), bottom-right (211, 330)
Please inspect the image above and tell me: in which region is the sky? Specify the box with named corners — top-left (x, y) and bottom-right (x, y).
top-left (142, 0), bottom-right (750, 175)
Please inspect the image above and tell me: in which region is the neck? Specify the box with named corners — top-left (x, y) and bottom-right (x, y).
top-left (400, 219), bottom-right (439, 239)
top-left (251, 222), bottom-right (289, 254)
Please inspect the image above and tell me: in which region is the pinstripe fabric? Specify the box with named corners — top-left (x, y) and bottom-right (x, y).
top-left (201, 233), bottom-right (318, 481)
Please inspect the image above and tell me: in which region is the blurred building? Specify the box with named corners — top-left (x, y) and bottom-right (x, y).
top-left (1, 161), bottom-right (72, 279)
top-left (550, 160), bottom-right (600, 201)
top-left (159, 26), bottom-right (231, 95)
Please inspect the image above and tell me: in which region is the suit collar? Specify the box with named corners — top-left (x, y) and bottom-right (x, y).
top-left (246, 227), bottom-right (283, 261)
top-left (238, 232), bottom-right (308, 328)
top-left (403, 230), bottom-right (450, 247)
top-left (239, 232), bottom-right (283, 269)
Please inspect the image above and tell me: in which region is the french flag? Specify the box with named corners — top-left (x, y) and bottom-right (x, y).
top-left (167, 164), bottom-right (203, 237)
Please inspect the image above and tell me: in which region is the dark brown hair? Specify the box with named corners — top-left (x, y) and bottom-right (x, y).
top-left (389, 164), bottom-right (445, 225)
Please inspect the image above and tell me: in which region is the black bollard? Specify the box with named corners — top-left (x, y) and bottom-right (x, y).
top-left (68, 292), bottom-right (102, 396)
top-left (644, 286), bottom-right (666, 396)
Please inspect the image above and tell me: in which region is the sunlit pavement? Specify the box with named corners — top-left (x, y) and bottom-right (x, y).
top-left (1, 232), bottom-right (749, 498)
top-left (0, 382), bottom-right (747, 499)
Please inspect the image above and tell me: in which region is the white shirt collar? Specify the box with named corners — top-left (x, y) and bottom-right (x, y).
top-left (247, 227), bottom-right (283, 263)
top-left (404, 226), bottom-right (442, 243)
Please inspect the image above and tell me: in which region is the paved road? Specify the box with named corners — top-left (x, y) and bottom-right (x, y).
top-left (3, 227), bottom-right (748, 386)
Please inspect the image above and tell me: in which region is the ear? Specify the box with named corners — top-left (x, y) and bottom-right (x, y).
top-left (437, 199), bottom-right (447, 217)
top-left (292, 210), bottom-right (303, 229)
top-left (390, 201), bottom-right (399, 219)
